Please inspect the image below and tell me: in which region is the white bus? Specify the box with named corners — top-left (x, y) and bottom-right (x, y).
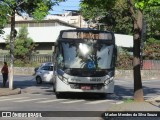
top-left (53, 29), bottom-right (117, 98)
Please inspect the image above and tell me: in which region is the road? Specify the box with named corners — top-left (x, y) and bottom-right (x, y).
top-left (0, 75), bottom-right (159, 120)
top-left (115, 78), bottom-right (160, 99)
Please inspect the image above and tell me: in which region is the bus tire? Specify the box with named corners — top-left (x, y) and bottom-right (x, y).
top-left (55, 92), bottom-right (63, 99)
top-left (99, 93), bottom-right (106, 98)
top-left (53, 87), bottom-right (55, 92)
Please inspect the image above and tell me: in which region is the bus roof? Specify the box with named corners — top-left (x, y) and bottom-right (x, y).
top-left (60, 28), bottom-right (114, 34)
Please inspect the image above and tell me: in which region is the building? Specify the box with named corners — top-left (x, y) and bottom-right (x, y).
top-left (0, 11), bottom-right (133, 55)
top-left (46, 10), bottom-right (88, 28)
top-left (0, 19), bottom-right (78, 55)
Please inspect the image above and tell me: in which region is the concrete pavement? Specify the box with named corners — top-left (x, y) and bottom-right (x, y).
top-left (0, 87), bottom-right (159, 120)
top-left (0, 88), bottom-right (21, 96)
top-left (0, 87), bottom-right (159, 109)
top-left (101, 96), bottom-right (160, 120)
top-left (102, 102), bottom-right (160, 120)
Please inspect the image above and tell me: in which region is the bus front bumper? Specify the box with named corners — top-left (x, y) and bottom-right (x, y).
top-left (55, 79), bottom-right (114, 93)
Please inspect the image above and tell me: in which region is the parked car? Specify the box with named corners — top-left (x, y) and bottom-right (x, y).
top-left (34, 62), bottom-right (53, 73)
top-left (35, 62), bottom-right (54, 84)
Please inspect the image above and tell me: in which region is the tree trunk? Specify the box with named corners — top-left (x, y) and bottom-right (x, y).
top-left (128, 0), bottom-right (144, 102)
top-left (9, 9), bottom-right (15, 90)
top-left (133, 10), bottom-right (144, 102)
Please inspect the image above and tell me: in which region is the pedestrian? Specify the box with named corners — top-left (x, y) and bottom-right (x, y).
top-left (1, 62), bottom-right (9, 87)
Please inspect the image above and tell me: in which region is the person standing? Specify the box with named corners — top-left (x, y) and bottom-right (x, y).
top-left (1, 62), bottom-right (9, 87)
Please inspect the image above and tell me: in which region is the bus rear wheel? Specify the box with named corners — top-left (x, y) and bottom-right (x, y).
top-left (55, 92), bottom-right (63, 99)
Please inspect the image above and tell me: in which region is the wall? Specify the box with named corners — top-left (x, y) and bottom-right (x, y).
top-left (0, 67), bottom-right (159, 80)
top-left (115, 70), bottom-right (160, 80)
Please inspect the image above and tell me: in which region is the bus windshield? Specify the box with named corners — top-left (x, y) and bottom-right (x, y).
top-left (57, 40), bottom-right (114, 70)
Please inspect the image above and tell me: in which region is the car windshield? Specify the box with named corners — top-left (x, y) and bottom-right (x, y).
top-left (57, 40), bottom-right (114, 70)
top-left (40, 66), bottom-right (53, 71)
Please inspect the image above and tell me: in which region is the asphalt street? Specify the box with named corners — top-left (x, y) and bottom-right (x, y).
top-left (0, 75), bottom-right (159, 120)
top-left (0, 75), bottom-right (159, 99)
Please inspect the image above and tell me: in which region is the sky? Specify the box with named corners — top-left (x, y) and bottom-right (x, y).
top-left (49, 0), bottom-right (81, 14)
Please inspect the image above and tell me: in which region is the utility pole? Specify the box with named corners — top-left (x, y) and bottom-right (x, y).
top-left (9, 8), bottom-right (16, 90)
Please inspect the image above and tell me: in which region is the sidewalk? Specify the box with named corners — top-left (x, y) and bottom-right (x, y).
top-left (0, 87), bottom-right (21, 96)
top-left (0, 87), bottom-right (159, 120)
top-left (102, 96), bottom-right (160, 120)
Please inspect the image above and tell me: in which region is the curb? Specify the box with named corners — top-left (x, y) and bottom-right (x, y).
top-left (145, 96), bottom-right (160, 102)
top-left (0, 88), bottom-right (21, 96)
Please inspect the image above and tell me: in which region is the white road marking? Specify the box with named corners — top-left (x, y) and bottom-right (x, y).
top-left (0, 96), bottom-right (11, 99)
top-left (36, 99), bottom-right (66, 103)
top-left (85, 100), bottom-right (113, 104)
top-left (61, 100), bottom-right (85, 104)
top-left (114, 101), bottom-right (124, 104)
top-left (0, 97), bottom-right (29, 102)
top-left (14, 98), bottom-right (48, 102)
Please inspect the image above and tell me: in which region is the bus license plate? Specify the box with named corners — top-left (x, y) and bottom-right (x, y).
top-left (81, 86), bottom-right (91, 90)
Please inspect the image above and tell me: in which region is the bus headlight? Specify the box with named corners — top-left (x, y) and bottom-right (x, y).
top-left (104, 77), bottom-right (114, 86)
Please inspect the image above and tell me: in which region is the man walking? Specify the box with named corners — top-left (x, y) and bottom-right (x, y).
top-left (1, 62), bottom-right (9, 87)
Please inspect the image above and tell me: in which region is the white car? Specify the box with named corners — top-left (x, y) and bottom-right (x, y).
top-left (35, 62), bottom-right (54, 84)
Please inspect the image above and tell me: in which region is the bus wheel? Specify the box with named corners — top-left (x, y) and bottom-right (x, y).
top-left (99, 93), bottom-right (106, 99)
top-left (55, 92), bottom-right (63, 99)
top-left (53, 87), bottom-right (55, 92)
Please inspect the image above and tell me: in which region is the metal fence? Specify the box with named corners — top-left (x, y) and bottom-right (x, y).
top-left (142, 60), bottom-right (160, 70)
top-left (0, 55), bottom-right (160, 70)
top-left (1, 55), bottom-right (53, 63)
top-left (31, 54), bottom-right (53, 63)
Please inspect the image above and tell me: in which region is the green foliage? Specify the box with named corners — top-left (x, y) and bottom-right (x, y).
top-left (33, 2), bottom-right (49, 21)
top-left (6, 26), bottom-right (38, 63)
top-left (135, 0), bottom-right (160, 10)
top-left (116, 47), bottom-right (133, 69)
top-left (144, 6), bottom-right (160, 40)
top-left (112, 0), bottom-right (132, 34)
top-left (0, 1), bottom-right (11, 35)
top-left (0, 0), bottom-right (65, 35)
top-left (80, 0), bottom-right (160, 36)
top-left (135, 0), bottom-right (146, 10)
top-left (80, 0), bottom-right (132, 34)
top-left (14, 60), bottom-right (40, 67)
top-left (143, 38), bottom-right (160, 60)
top-left (123, 98), bottom-right (134, 103)
top-left (80, 0), bottom-right (116, 28)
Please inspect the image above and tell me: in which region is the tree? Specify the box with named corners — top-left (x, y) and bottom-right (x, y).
top-left (0, 1), bottom-right (11, 35)
top-left (128, 0), bottom-right (160, 102)
top-left (144, 6), bottom-right (160, 40)
top-left (80, 0), bottom-right (132, 34)
top-left (143, 38), bottom-right (160, 60)
top-left (0, 0), bottom-right (65, 90)
top-left (116, 47), bottom-right (133, 69)
top-left (80, 0), bottom-right (160, 102)
top-left (80, 0), bottom-right (116, 30)
top-left (127, 0), bottom-right (144, 102)
top-left (6, 26), bottom-right (38, 63)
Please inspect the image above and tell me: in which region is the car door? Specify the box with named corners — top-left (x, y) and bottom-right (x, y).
top-left (40, 66), bottom-right (53, 82)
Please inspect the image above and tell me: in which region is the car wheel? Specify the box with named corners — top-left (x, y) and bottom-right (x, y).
top-left (36, 76), bottom-right (42, 84)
